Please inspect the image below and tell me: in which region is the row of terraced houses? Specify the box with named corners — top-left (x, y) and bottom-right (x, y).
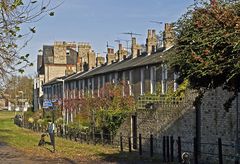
top-left (34, 23), bottom-right (176, 121)
top-left (34, 18), bottom-right (240, 163)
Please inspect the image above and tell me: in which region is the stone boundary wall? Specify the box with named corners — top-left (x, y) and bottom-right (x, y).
top-left (116, 87), bottom-right (239, 163)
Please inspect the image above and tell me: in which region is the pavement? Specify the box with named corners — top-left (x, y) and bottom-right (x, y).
top-left (0, 140), bottom-right (167, 164)
top-left (0, 142), bottom-right (76, 164)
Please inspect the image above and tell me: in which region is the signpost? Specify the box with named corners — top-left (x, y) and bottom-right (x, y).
top-left (42, 99), bottom-right (57, 152)
top-left (51, 99), bottom-right (58, 153)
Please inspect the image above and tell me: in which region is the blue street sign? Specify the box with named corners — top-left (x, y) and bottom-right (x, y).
top-left (43, 100), bottom-right (53, 109)
top-left (52, 99), bottom-right (58, 103)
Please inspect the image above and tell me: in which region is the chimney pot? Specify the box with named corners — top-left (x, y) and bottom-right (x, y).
top-left (131, 37), bottom-right (141, 58)
top-left (107, 48), bottom-right (115, 65)
top-left (148, 29), bottom-right (152, 37)
top-left (107, 48), bottom-right (111, 54)
top-left (152, 30), bottom-right (156, 36)
top-left (132, 37), bottom-right (136, 45)
top-left (119, 44), bottom-right (123, 50)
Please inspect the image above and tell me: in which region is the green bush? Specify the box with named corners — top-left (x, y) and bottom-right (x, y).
top-left (96, 109), bottom-right (129, 134)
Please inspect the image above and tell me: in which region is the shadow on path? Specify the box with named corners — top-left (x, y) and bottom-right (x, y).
top-left (0, 141), bottom-right (79, 164)
top-left (97, 151), bottom-right (165, 164)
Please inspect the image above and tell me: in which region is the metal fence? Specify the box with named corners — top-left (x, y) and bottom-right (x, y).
top-left (22, 122), bottom-right (240, 164)
top-left (118, 134), bottom-right (239, 164)
top-left (24, 123), bottom-right (115, 145)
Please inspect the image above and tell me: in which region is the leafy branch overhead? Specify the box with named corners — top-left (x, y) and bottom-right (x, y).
top-left (0, 0), bottom-right (63, 86)
top-left (168, 0), bottom-right (240, 91)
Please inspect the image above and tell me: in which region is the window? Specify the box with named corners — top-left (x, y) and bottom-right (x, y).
top-left (122, 71), bottom-right (126, 96)
top-left (97, 76), bottom-right (100, 97)
top-left (129, 70), bottom-right (133, 96)
top-left (150, 66), bottom-right (156, 94)
top-left (161, 64), bottom-right (168, 94)
top-left (91, 78), bottom-right (94, 97)
top-left (114, 72), bottom-right (118, 84)
top-left (140, 68), bottom-right (145, 95)
top-left (66, 49), bottom-right (70, 56)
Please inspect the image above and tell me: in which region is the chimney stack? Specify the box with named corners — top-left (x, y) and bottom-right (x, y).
top-left (119, 43), bottom-right (123, 51)
top-left (88, 50), bottom-right (96, 70)
top-left (107, 48), bottom-right (115, 65)
top-left (76, 57), bottom-right (82, 72)
top-left (65, 65), bottom-right (73, 75)
top-left (116, 43), bottom-right (127, 61)
top-left (53, 41), bottom-right (67, 64)
top-left (146, 29), bottom-right (157, 55)
top-left (152, 29), bottom-right (156, 36)
top-left (148, 29), bottom-right (152, 37)
top-left (163, 23), bottom-right (175, 49)
top-left (96, 53), bottom-right (105, 67)
top-left (78, 42), bottom-right (93, 71)
top-left (131, 37), bottom-right (142, 58)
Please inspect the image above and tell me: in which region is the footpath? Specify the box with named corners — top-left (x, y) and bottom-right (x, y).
top-left (0, 142), bottom-right (78, 164)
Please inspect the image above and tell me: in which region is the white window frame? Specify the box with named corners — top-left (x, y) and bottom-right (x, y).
top-left (87, 79), bottom-right (91, 96)
top-left (82, 80), bottom-right (85, 97)
top-left (97, 76), bottom-right (100, 97)
top-left (129, 70), bottom-right (133, 96)
top-left (91, 77), bottom-right (94, 97)
top-left (161, 64), bottom-right (168, 94)
top-left (122, 71), bottom-right (126, 96)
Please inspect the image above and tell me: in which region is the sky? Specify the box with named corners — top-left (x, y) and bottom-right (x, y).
top-left (20, 0), bottom-right (194, 76)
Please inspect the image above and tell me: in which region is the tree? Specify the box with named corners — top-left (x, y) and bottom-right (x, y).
top-left (167, 0), bottom-right (240, 109)
top-left (3, 75), bottom-right (33, 107)
top-left (72, 82), bottom-right (135, 134)
top-left (0, 0), bottom-right (62, 87)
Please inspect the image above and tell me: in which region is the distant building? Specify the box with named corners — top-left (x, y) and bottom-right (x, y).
top-left (34, 41), bottom-right (100, 111)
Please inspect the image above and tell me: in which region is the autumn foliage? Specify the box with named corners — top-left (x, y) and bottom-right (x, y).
top-left (64, 82), bottom-right (135, 132)
top-left (169, 0), bottom-right (240, 91)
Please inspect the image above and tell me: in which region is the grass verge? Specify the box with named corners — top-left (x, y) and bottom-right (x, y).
top-left (0, 111), bottom-right (120, 162)
top-left (0, 111), bottom-right (164, 163)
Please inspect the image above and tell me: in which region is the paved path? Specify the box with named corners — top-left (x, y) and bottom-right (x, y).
top-left (0, 142), bottom-right (164, 164)
top-left (0, 142), bottom-right (78, 164)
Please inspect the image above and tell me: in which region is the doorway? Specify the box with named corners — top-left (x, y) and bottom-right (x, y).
top-left (132, 115), bottom-right (137, 149)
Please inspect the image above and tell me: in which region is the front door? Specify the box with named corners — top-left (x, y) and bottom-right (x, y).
top-left (132, 115), bottom-right (137, 149)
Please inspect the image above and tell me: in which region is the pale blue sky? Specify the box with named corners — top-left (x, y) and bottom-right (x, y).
top-left (20, 0), bottom-right (194, 76)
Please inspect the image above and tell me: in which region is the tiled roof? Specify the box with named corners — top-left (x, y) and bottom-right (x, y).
top-left (65, 71), bottom-right (86, 82)
top-left (43, 73), bottom-right (76, 86)
top-left (74, 48), bottom-right (166, 80)
top-left (43, 47), bottom-right (172, 85)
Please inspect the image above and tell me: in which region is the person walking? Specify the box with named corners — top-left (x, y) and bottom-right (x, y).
top-left (48, 120), bottom-right (55, 152)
